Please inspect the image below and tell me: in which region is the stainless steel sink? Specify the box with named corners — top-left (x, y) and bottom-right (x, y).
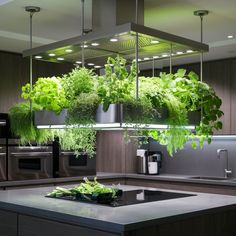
top-left (188, 176), bottom-right (228, 181)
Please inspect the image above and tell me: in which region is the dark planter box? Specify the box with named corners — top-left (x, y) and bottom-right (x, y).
top-left (34, 109), bottom-right (68, 126)
top-left (96, 104), bottom-right (168, 125)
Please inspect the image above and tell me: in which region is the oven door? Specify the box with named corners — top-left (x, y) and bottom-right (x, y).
top-left (59, 151), bottom-right (96, 177)
top-left (8, 148), bottom-right (53, 180)
top-left (0, 146), bottom-right (6, 181)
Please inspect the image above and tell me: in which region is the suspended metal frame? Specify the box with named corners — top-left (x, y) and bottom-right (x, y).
top-left (25, 2), bottom-right (208, 130)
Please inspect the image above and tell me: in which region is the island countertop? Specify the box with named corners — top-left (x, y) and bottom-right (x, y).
top-left (0, 185), bottom-right (236, 234)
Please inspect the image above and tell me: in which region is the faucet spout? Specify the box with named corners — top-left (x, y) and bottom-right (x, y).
top-left (216, 149), bottom-right (232, 178)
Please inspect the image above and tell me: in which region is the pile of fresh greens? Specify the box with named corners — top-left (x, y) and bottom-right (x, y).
top-left (47, 177), bottom-right (120, 199)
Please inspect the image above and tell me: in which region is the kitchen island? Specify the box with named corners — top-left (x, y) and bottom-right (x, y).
top-left (0, 185), bottom-right (236, 236)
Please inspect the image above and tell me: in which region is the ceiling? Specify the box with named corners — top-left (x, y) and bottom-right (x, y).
top-left (0, 0), bottom-right (236, 67)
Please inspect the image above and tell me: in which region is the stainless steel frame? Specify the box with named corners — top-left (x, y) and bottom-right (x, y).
top-left (23, 23), bottom-right (209, 66)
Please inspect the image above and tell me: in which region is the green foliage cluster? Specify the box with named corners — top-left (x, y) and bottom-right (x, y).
top-left (22, 77), bottom-right (68, 113)
top-left (97, 56), bottom-right (136, 111)
top-left (62, 67), bottom-right (96, 104)
top-left (54, 128), bottom-right (96, 158)
top-left (134, 69), bottom-right (223, 155)
top-left (9, 56), bottom-right (223, 157)
top-left (9, 102), bottom-right (53, 145)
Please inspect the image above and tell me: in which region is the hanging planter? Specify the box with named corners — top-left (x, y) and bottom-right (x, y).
top-left (34, 109), bottom-right (68, 127)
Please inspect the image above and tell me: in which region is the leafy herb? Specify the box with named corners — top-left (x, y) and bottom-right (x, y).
top-left (97, 56), bottom-right (136, 111)
top-left (54, 128), bottom-right (96, 158)
top-left (9, 102), bottom-right (53, 144)
top-left (62, 67), bottom-right (96, 104)
top-left (22, 77), bottom-right (68, 113)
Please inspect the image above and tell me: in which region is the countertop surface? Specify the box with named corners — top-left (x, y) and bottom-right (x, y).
top-left (0, 184), bottom-right (236, 233)
top-left (0, 172), bottom-right (236, 188)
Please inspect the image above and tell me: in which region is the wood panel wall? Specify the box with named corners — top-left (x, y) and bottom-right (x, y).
top-left (0, 51), bottom-right (73, 113)
top-left (96, 131), bottom-right (138, 173)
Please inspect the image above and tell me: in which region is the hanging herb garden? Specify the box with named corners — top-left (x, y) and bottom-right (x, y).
top-left (9, 56), bottom-right (223, 157)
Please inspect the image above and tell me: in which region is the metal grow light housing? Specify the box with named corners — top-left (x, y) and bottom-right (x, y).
top-left (23, 22), bottom-right (208, 67)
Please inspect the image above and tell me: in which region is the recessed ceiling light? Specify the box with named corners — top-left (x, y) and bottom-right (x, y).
top-left (34, 55), bottom-right (42, 59)
top-left (91, 43), bottom-right (100, 46)
top-left (94, 65), bottom-right (102, 68)
top-left (48, 53), bottom-right (56, 57)
top-left (65, 49), bottom-right (73, 53)
top-left (144, 57), bottom-right (150, 60)
top-left (81, 45), bottom-right (88, 48)
top-left (176, 51), bottom-right (183, 55)
top-left (110, 38), bottom-right (118, 42)
top-left (88, 63), bottom-right (94, 66)
top-left (151, 40), bottom-right (159, 44)
top-left (75, 61), bottom-right (82, 64)
top-left (227, 35), bottom-right (234, 39)
top-left (57, 57), bottom-right (64, 61)
top-left (186, 50), bottom-right (193, 53)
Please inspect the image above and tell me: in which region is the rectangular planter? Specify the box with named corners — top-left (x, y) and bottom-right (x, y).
top-left (96, 104), bottom-right (168, 125)
top-left (34, 109), bottom-right (68, 126)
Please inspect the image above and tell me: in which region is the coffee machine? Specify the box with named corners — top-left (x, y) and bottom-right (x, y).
top-left (137, 149), bottom-right (162, 175)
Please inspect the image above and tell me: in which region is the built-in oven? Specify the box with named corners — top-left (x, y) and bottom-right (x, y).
top-left (0, 113), bottom-right (8, 181)
top-left (8, 144), bottom-right (53, 180)
top-left (58, 151), bottom-right (96, 177)
top-left (0, 145), bottom-right (6, 181)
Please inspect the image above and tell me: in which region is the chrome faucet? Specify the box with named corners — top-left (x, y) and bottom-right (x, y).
top-left (217, 149), bottom-right (232, 178)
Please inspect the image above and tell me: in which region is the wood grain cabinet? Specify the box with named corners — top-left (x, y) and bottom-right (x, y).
top-left (0, 209), bottom-right (17, 236)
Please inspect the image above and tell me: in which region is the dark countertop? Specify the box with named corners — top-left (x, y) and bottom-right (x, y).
top-left (0, 185), bottom-right (236, 233)
top-left (0, 172), bottom-right (236, 188)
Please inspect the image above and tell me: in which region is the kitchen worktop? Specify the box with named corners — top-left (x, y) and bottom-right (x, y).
top-left (0, 172), bottom-right (236, 188)
top-left (0, 184), bottom-right (236, 234)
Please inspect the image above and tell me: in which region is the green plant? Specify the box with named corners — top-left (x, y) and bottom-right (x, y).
top-left (97, 56), bottom-right (136, 111)
top-left (68, 93), bottom-right (100, 125)
top-left (9, 102), bottom-right (53, 144)
top-left (54, 128), bottom-right (96, 158)
top-left (62, 67), bottom-right (96, 104)
top-left (160, 69), bottom-right (223, 148)
top-left (22, 76), bottom-right (68, 113)
top-left (125, 68), bottom-right (223, 156)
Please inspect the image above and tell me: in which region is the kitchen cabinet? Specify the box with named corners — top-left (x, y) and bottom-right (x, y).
top-left (18, 215), bottom-right (117, 236)
top-left (0, 209), bottom-right (17, 236)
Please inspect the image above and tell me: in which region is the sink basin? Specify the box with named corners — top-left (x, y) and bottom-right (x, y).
top-left (188, 176), bottom-right (228, 181)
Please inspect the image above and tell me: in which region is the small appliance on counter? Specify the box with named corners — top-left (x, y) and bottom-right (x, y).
top-left (137, 149), bottom-right (162, 175)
